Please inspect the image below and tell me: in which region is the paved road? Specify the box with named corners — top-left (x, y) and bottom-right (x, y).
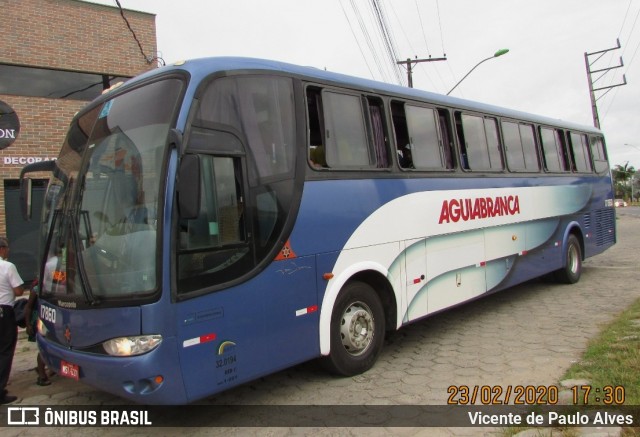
top-left (616, 205), bottom-right (640, 218)
top-left (3, 214), bottom-right (640, 436)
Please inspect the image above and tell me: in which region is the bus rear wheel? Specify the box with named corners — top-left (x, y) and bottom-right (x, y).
top-left (323, 281), bottom-right (385, 376)
top-left (555, 234), bottom-right (582, 284)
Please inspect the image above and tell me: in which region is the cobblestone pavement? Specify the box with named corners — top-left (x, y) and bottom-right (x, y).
top-left (3, 213), bottom-right (639, 436)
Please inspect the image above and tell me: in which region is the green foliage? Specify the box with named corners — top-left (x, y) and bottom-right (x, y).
top-left (612, 162), bottom-right (638, 200)
top-left (563, 297), bottom-right (640, 405)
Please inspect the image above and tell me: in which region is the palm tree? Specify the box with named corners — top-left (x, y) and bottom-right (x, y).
top-left (612, 162), bottom-right (637, 200)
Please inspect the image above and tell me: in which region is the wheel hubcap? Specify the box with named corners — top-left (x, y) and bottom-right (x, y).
top-left (568, 244), bottom-right (579, 273)
top-left (340, 301), bottom-right (374, 356)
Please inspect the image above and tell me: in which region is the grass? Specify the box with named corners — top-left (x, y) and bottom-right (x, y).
top-left (562, 297), bottom-right (640, 406)
top-left (561, 297), bottom-right (640, 437)
top-left (502, 297), bottom-right (640, 437)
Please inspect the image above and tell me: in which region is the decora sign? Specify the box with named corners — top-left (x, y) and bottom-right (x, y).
top-left (0, 100), bottom-right (20, 150)
top-left (3, 156), bottom-right (56, 165)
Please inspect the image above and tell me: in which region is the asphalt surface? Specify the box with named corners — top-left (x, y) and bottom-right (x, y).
top-left (3, 211), bottom-right (639, 436)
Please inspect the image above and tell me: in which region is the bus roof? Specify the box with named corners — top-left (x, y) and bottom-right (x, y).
top-left (122, 56), bottom-right (604, 136)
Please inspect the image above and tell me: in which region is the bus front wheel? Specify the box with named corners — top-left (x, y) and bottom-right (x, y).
top-left (323, 281), bottom-right (385, 376)
top-left (555, 234), bottom-right (582, 284)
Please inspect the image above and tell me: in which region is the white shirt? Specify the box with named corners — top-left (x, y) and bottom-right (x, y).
top-left (43, 255), bottom-right (58, 292)
top-left (0, 257), bottom-right (24, 306)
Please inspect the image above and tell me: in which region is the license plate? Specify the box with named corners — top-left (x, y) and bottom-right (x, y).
top-left (60, 360), bottom-right (80, 380)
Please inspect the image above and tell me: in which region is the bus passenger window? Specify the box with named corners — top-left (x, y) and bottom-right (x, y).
top-left (438, 109), bottom-right (455, 169)
top-left (454, 113), bottom-right (469, 169)
top-left (391, 101), bottom-right (412, 168)
top-left (590, 136), bottom-right (609, 173)
top-left (558, 130), bottom-right (572, 171)
top-left (539, 127), bottom-right (567, 172)
top-left (367, 97), bottom-right (389, 168)
top-left (391, 102), bottom-right (452, 170)
top-left (322, 91), bottom-right (375, 169)
top-left (457, 112), bottom-right (503, 171)
top-left (307, 88), bottom-right (387, 170)
top-left (503, 121), bottom-right (539, 172)
top-left (306, 87), bottom-right (327, 169)
top-left (569, 132), bottom-right (592, 173)
top-left (405, 105), bottom-right (441, 170)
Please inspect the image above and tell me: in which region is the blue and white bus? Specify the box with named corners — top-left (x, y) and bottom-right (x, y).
top-left (21, 57), bottom-right (616, 404)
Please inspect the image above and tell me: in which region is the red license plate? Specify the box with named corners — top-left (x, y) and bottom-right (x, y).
top-left (60, 360), bottom-right (80, 380)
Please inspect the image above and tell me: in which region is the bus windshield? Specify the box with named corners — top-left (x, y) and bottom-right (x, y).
top-left (40, 78), bottom-right (184, 304)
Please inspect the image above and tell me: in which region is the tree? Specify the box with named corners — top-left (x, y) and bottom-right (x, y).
top-left (612, 162), bottom-right (637, 200)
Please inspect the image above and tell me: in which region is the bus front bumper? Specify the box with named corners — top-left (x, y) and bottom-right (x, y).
top-left (37, 335), bottom-right (188, 405)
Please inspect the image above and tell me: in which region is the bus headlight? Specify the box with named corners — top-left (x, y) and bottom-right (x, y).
top-left (103, 335), bottom-right (162, 357)
top-left (37, 318), bottom-right (48, 336)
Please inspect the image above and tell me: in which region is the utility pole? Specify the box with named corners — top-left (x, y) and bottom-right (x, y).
top-left (397, 56), bottom-right (447, 88)
top-left (585, 39), bottom-right (627, 129)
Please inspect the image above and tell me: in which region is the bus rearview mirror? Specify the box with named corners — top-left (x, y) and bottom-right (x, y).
top-left (19, 160), bottom-right (56, 221)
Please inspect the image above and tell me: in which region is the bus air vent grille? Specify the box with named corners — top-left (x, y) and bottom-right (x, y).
top-left (595, 208), bottom-right (615, 246)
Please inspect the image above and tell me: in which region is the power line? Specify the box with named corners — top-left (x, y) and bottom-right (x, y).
top-left (435, 0), bottom-right (446, 56)
top-left (414, 0), bottom-right (449, 92)
top-left (414, 0), bottom-right (431, 56)
top-left (114, 0), bottom-right (165, 66)
top-left (342, 0), bottom-right (451, 89)
top-left (386, 1), bottom-right (439, 90)
top-left (370, 0), bottom-right (405, 85)
top-left (339, 0), bottom-right (376, 79)
top-left (601, 2), bottom-right (639, 120)
top-left (350, 0), bottom-right (393, 83)
top-left (618, 0), bottom-right (634, 40)
top-left (394, 0), bottom-right (449, 91)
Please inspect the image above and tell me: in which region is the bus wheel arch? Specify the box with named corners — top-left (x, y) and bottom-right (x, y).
top-left (555, 226), bottom-right (584, 284)
top-left (321, 279), bottom-right (386, 376)
top-left (350, 270), bottom-right (397, 333)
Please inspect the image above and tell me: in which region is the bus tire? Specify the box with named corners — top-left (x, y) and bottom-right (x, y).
top-left (555, 234), bottom-right (582, 284)
top-left (322, 281), bottom-right (385, 376)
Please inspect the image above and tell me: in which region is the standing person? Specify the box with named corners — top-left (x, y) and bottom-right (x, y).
top-left (24, 281), bottom-right (50, 386)
top-left (0, 237), bottom-right (26, 404)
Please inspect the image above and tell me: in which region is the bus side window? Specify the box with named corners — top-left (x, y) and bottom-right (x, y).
top-left (322, 90), bottom-right (375, 169)
top-left (503, 121), bottom-right (539, 172)
top-left (391, 101), bottom-right (413, 168)
top-left (568, 132), bottom-right (592, 173)
top-left (437, 109), bottom-right (455, 170)
top-left (557, 130), bottom-right (572, 172)
top-left (405, 105), bottom-right (442, 170)
top-left (540, 126), bottom-right (565, 172)
top-left (454, 112), bottom-right (469, 169)
top-left (590, 136), bottom-right (609, 174)
top-left (306, 87), bottom-right (327, 169)
top-left (366, 97), bottom-right (390, 168)
top-left (308, 87), bottom-right (380, 169)
top-left (391, 101), bottom-right (452, 170)
top-left (457, 112), bottom-right (503, 171)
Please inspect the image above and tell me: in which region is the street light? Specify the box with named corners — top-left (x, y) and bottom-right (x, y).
top-left (447, 49), bottom-right (510, 96)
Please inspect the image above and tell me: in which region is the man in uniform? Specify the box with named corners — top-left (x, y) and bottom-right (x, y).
top-left (0, 237), bottom-right (26, 404)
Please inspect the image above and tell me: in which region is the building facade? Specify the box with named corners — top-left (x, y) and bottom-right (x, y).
top-left (0, 0), bottom-right (157, 281)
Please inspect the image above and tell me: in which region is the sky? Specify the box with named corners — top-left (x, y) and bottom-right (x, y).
top-left (87, 0), bottom-right (640, 170)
